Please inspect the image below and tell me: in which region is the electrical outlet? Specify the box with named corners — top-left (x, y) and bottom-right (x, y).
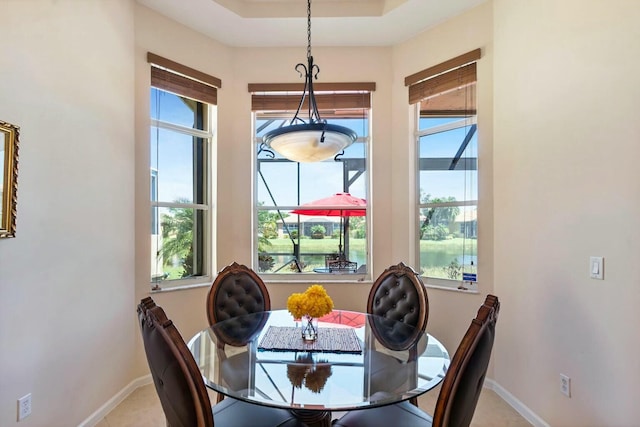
top-left (17, 393), bottom-right (32, 421)
top-left (560, 374), bottom-right (571, 397)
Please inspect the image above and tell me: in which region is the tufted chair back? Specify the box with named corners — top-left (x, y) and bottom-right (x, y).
top-left (138, 298), bottom-right (308, 427)
top-left (432, 294), bottom-right (500, 427)
top-left (332, 294), bottom-right (500, 427)
top-left (206, 262), bottom-right (271, 326)
top-left (138, 297), bottom-right (214, 427)
top-left (367, 262), bottom-right (429, 350)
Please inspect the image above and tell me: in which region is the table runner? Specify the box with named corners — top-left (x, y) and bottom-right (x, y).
top-left (258, 326), bottom-right (362, 353)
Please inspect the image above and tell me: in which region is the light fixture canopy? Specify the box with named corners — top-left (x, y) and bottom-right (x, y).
top-left (262, 0), bottom-right (357, 163)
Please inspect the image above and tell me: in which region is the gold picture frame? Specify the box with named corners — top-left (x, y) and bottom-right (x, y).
top-left (1, 120), bottom-right (20, 238)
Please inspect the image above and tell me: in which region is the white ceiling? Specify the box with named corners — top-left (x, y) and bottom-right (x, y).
top-left (135, 0), bottom-right (487, 47)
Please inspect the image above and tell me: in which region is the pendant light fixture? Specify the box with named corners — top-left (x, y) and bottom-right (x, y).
top-left (262, 0), bottom-right (357, 163)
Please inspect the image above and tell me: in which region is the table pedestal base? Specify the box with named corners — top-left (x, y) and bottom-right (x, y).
top-left (292, 409), bottom-right (331, 427)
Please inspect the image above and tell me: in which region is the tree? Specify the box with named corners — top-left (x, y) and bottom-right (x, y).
top-left (257, 203), bottom-right (290, 272)
top-left (257, 203), bottom-right (286, 244)
top-left (348, 216), bottom-right (366, 238)
top-left (160, 199), bottom-right (194, 277)
top-left (420, 192), bottom-right (460, 239)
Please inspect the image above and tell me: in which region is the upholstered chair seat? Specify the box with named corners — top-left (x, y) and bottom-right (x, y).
top-left (367, 262), bottom-right (429, 348)
top-left (333, 295), bottom-right (500, 427)
top-left (207, 262), bottom-right (270, 325)
top-left (366, 262), bottom-right (429, 405)
top-left (210, 311), bottom-right (270, 394)
top-left (206, 262), bottom-right (271, 402)
top-left (138, 297), bottom-right (307, 427)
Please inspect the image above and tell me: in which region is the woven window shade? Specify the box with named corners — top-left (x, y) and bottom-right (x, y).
top-left (408, 63), bottom-right (476, 105)
top-left (147, 52), bottom-right (221, 105)
top-left (252, 93), bottom-right (370, 111)
top-left (250, 82), bottom-right (374, 113)
top-left (406, 49), bottom-right (480, 108)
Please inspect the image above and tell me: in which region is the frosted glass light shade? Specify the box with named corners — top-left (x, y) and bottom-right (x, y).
top-left (263, 123), bottom-right (357, 163)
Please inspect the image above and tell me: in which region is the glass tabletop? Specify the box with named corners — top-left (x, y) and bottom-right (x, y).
top-left (188, 309), bottom-right (449, 412)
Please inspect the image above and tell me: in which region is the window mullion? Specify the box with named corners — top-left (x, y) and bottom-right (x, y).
top-left (421, 200), bottom-right (477, 209)
top-left (417, 116), bottom-right (477, 137)
top-left (154, 201), bottom-right (208, 210)
top-left (152, 118), bottom-right (212, 139)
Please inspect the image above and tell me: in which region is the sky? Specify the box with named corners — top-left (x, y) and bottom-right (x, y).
top-left (150, 90), bottom-right (477, 209)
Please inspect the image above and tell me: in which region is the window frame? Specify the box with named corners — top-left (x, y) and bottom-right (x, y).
top-left (147, 52), bottom-right (222, 291)
top-left (251, 94), bottom-right (372, 281)
top-left (149, 89), bottom-right (215, 290)
top-left (415, 112), bottom-right (478, 290)
top-left (408, 49), bottom-right (481, 292)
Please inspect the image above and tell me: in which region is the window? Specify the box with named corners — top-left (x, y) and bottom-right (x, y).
top-left (148, 53), bottom-right (220, 289)
top-left (407, 49), bottom-right (480, 290)
top-left (251, 83), bottom-right (373, 277)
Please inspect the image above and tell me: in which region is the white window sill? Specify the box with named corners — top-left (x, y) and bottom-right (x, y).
top-left (262, 273), bottom-right (371, 285)
top-left (425, 282), bottom-right (479, 294)
top-left (150, 279), bottom-right (212, 293)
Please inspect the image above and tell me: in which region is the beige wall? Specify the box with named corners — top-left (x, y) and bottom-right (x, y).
top-left (136, 0), bottom-right (495, 417)
top-left (229, 45), bottom-right (395, 308)
top-left (0, 1), bottom-right (136, 426)
top-left (391, 0), bottom-right (494, 360)
top-left (132, 2), bottom-right (494, 368)
top-left (132, 3), bottom-right (233, 376)
top-left (493, 0), bottom-right (640, 425)
top-left (132, 2), bottom-right (398, 372)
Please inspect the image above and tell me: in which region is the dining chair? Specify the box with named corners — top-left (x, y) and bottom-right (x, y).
top-left (333, 294), bottom-right (500, 427)
top-left (137, 297), bottom-right (307, 427)
top-left (367, 262), bottom-right (429, 405)
top-left (206, 262), bottom-right (271, 402)
top-left (206, 261), bottom-right (271, 325)
top-left (367, 262), bottom-right (429, 338)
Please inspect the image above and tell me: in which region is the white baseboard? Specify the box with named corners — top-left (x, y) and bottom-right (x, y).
top-left (78, 375), bottom-right (153, 427)
top-left (485, 379), bottom-right (550, 427)
top-left (80, 375), bottom-right (547, 427)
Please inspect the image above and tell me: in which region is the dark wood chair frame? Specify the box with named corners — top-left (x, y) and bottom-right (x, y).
top-left (138, 297), bottom-right (308, 427)
top-left (206, 261), bottom-right (271, 326)
top-left (432, 294), bottom-right (500, 426)
top-left (367, 262), bottom-right (429, 343)
top-left (333, 294), bottom-right (500, 427)
top-left (138, 297), bottom-right (215, 427)
top-left (205, 262), bottom-right (271, 403)
top-left (366, 262), bottom-right (429, 406)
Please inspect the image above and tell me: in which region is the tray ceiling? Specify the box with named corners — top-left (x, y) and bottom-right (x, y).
top-left (135, 0), bottom-right (487, 47)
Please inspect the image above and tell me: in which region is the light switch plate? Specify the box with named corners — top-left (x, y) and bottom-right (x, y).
top-left (590, 256), bottom-right (604, 280)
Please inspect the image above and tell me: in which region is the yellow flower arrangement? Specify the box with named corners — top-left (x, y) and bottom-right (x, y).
top-left (287, 284), bottom-right (334, 319)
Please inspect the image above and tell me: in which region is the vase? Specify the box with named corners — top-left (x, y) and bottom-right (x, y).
top-left (301, 315), bottom-right (318, 341)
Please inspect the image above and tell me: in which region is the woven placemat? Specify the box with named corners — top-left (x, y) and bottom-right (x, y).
top-left (258, 326), bottom-right (362, 353)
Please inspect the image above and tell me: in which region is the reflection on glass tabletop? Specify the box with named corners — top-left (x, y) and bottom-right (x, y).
top-left (187, 309), bottom-right (449, 411)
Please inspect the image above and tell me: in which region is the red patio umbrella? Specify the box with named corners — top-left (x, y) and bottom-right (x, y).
top-left (291, 193), bottom-right (366, 256)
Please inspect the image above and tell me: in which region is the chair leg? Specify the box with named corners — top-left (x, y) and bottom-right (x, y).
top-left (216, 393), bottom-right (225, 403)
top-left (410, 396), bottom-right (418, 407)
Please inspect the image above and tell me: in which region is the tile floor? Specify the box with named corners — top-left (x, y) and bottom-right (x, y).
top-left (96, 383), bottom-right (532, 426)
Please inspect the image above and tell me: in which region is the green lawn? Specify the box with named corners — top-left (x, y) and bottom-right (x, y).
top-left (159, 236), bottom-right (476, 278)
top-left (420, 238), bottom-right (477, 279)
top-left (263, 237), bottom-right (366, 271)
top-left (261, 236), bottom-right (476, 277)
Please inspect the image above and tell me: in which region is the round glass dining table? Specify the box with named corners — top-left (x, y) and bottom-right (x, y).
top-left (188, 309), bottom-right (449, 427)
